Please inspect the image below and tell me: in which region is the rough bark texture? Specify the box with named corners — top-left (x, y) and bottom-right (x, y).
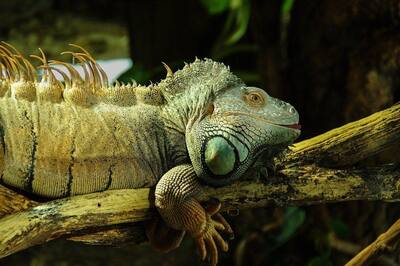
top-left (0, 186), bottom-right (38, 216)
top-left (0, 103), bottom-right (399, 260)
top-left (284, 102), bottom-right (400, 167)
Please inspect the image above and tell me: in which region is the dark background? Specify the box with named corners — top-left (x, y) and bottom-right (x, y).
top-left (1, 0), bottom-right (400, 265)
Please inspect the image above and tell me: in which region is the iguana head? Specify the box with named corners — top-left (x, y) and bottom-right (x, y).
top-left (186, 84), bottom-right (300, 186)
top-left (160, 59), bottom-right (300, 186)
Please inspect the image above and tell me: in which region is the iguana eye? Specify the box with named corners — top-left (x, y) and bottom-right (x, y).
top-left (243, 91), bottom-right (265, 107)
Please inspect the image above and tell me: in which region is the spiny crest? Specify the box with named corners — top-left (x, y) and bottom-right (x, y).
top-left (0, 43), bottom-right (241, 107)
top-left (0, 42), bottom-right (165, 107)
top-left (0, 42), bottom-right (38, 101)
top-left (157, 58), bottom-right (244, 101)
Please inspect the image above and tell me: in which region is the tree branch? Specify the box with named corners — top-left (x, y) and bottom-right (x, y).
top-left (0, 185), bottom-right (38, 216)
top-left (0, 103), bottom-right (399, 260)
top-left (284, 103), bottom-right (400, 167)
top-left (345, 218), bottom-right (400, 266)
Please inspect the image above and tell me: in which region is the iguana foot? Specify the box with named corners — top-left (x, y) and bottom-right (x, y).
top-left (192, 200), bottom-right (233, 266)
top-left (155, 165), bottom-right (234, 266)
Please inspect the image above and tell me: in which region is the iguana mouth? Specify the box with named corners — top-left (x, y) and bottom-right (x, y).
top-left (280, 123), bottom-right (302, 130)
top-left (222, 111), bottom-right (301, 131)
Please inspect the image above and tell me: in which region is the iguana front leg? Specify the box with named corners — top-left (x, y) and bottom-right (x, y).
top-left (148, 164), bottom-right (233, 266)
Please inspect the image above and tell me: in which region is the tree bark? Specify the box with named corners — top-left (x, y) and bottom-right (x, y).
top-left (0, 103), bottom-right (399, 259)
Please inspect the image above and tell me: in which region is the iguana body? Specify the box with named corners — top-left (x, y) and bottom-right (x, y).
top-left (0, 44), bottom-right (301, 266)
top-left (0, 99), bottom-right (172, 197)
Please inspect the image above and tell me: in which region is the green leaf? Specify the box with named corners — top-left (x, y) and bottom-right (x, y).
top-left (116, 63), bottom-right (152, 84)
top-left (330, 219), bottom-right (350, 238)
top-left (200, 0), bottom-right (230, 14)
top-left (229, 0), bottom-right (243, 9)
top-left (275, 207), bottom-right (306, 245)
top-left (281, 0), bottom-right (295, 15)
top-left (224, 0), bottom-right (250, 45)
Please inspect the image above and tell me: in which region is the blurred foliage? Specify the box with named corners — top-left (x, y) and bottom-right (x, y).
top-left (200, 0), bottom-right (231, 14)
top-left (307, 252), bottom-right (333, 266)
top-left (200, 0), bottom-right (251, 54)
top-left (117, 63), bottom-right (153, 85)
top-left (117, 0), bottom-right (253, 85)
top-left (0, 1), bottom-right (128, 60)
top-left (330, 219), bottom-right (350, 239)
top-left (275, 207), bottom-right (306, 246)
top-left (199, 0), bottom-right (250, 46)
top-left (221, 0), bottom-right (251, 46)
top-left (11, 15), bottom-right (128, 60)
top-left (281, 0), bottom-right (295, 15)
top-left (281, 0), bottom-right (295, 24)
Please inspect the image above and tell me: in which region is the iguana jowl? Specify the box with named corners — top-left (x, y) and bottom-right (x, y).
top-left (0, 43), bottom-right (301, 266)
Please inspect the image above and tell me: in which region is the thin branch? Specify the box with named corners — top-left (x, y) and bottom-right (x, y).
top-left (328, 233), bottom-right (398, 266)
top-left (346, 218), bottom-right (400, 266)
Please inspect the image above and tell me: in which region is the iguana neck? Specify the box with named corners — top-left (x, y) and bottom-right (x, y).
top-left (161, 87), bottom-right (213, 134)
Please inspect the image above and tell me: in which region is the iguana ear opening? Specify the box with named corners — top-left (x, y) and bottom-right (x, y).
top-left (199, 103), bottom-right (214, 121)
top-left (205, 103), bottom-right (214, 115)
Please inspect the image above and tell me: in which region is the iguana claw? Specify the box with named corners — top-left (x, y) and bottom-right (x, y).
top-left (203, 199), bottom-right (234, 239)
top-left (193, 200), bottom-right (232, 266)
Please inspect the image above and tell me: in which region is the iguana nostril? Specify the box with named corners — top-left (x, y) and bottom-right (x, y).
top-left (288, 106), bottom-right (296, 114)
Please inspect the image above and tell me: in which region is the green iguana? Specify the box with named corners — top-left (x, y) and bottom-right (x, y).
top-left (0, 43), bottom-right (301, 266)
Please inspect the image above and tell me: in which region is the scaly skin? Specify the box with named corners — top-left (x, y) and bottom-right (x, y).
top-left (0, 99), bottom-right (175, 197)
top-left (0, 43), bottom-right (300, 266)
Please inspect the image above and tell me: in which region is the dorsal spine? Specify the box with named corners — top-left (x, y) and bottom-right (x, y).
top-left (0, 42), bottom-right (165, 107)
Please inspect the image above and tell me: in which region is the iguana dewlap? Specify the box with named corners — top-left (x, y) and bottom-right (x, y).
top-left (0, 43), bottom-right (300, 266)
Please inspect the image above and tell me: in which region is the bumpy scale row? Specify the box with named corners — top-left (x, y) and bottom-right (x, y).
top-left (0, 42), bottom-right (165, 107)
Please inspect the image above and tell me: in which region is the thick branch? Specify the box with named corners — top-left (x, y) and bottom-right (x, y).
top-left (0, 103), bottom-right (399, 259)
top-left (0, 189), bottom-right (153, 258)
top-left (0, 164), bottom-right (399, 258)
top-left (284, 103), bottom-right (400, 167)
top-left (0, 186), bottom-right (38, 216)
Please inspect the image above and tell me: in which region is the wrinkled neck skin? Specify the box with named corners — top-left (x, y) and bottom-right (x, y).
top-left (160, 86), bottom-right (214, 166)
